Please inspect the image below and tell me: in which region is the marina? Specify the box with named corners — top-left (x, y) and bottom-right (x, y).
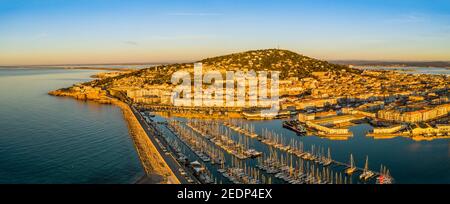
top-left (148, 114), bottom-right (394, 184)
top-left (168, 119), bottom-right (262, 160)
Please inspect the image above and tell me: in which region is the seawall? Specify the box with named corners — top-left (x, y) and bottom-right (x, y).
top-left (49, 88), bottom-right (179, 184)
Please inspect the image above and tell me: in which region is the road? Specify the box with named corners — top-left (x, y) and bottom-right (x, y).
top-left (130, 105), bottom-right (199, 184)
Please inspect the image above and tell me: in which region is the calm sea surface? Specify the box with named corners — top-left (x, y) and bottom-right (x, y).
top-left (357, 66), bottom-right (450, 75)
top-left (0, 68), bottom-right (143, 184)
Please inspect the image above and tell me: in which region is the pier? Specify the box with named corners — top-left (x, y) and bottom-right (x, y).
top-left (140, 104), bottom-right (243, 114)
top-left (223, 120), bottom-right (260, 139)
top-left (130, 106), bottom-right (200, 184)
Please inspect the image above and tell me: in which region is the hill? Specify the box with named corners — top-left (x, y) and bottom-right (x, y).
top-left (201, 49), bottom-right (357, 79)
top-left (88, 49), bottom-right (359, 88)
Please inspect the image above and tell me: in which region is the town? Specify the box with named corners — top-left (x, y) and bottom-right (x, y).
top-left (79, 50), bottom-right (449, 141)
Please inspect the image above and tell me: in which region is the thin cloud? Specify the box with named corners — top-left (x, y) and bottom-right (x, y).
top-left (34, 32), bottom-right (49, 40)
top-left (123, 41), bottom-right (138, 46)
top-left (386, 14), bottom-right (427, 24)
top-left (149, 35), bottom-right (217, 40)
top-left (167, 12), bottom-right (223, 16)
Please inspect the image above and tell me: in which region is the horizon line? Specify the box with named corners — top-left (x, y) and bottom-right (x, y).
top-left (2, 59), bottom-right (450, 67)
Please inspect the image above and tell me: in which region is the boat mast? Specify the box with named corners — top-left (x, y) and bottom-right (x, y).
top-left (364, 156), bottom-right (369, 173)
top-left (350, 154), bottom-right (355, 169)
top-left (328, 148), bottom-right (331, 161)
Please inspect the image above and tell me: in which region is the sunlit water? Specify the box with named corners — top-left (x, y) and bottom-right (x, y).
top-left (0, 68), bottom-right (144, 184)
top-left (356, 66), bottom-right (450, 75)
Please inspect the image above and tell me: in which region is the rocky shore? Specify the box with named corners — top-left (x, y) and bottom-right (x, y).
top-left (48, 86), bottom-right (112, 103)
top-left (49, 85), bottom-right (178, 184)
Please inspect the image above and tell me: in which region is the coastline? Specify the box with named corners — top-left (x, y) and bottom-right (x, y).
top-left (48, 88), bottom-right (179, 184)
top-left (62, 67), bottom-right (134, 71)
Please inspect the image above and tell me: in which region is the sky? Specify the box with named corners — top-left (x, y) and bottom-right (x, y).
top-left (1, 0), bottom-right (450, 65)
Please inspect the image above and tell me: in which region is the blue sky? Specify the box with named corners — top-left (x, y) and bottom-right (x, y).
top-left (1, 0), bottom-right (450, 65)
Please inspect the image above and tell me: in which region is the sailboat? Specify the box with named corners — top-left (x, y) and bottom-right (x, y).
top-left (376, 164), bottom-right (393, 184)
top-left (323, 148), bottom-right (332, 166)
top-left (345, 154), bottom-right (357, 175)
top-left (359, 156), bottom-right (375, 180)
